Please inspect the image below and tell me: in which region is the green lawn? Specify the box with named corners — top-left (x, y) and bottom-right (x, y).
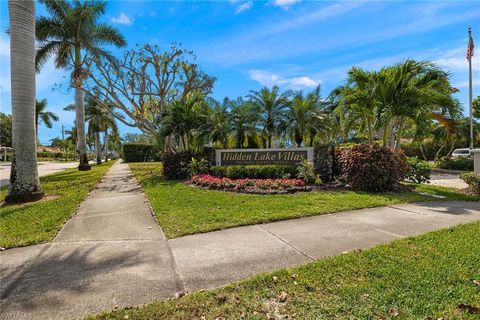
top-left (0, 162), bottom-right (113, 248)
top-left (91, 221), bottom-right (480, 320)
top-left (129, 162), bottom-right (479, 239)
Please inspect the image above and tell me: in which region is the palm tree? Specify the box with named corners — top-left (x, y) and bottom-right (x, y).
top-left (159, 94), bottom-right (207, 152)
top-left (85, 97), bottom-right (118, 164)
top-left (199, 98), bottom-right (233, 148)
top-left (287, 86), bottom-right (326, 147)
top-left (35, 99), bottom-right (59, 140)
top-left (334, 68), bottom-right (380, 144)
top-left (376, 60), bottom-right (458, 152)
top-left (230, 97), bottom-right (259, 148)
top-left (247, 86), bottom-right (291, 148)
top-left (36, 0), bottom-right (126, 170)
top-left (5, 0), bottom-right (43, 203)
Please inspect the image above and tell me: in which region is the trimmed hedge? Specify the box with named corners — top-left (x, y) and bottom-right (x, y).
top-left (122, 144), bottom-right (154, 162)
top-left (339, 144), bottom-right (408, 192)
top-left (210, 165), bottom-right (297, 179)
top-left (162, 151), bottom-right (194, 180)
top-left (460, 172), bottom-right (480, 194)
top-left (435, 157), bottom-right (473, 171)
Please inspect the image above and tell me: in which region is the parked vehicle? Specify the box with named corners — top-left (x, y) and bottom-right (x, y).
top-left (451, 148), bottom-right (471, 158)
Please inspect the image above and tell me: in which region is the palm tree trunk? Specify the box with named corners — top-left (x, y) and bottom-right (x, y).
top-left (104, 129), bottom-right (108, 161)
top-left (394, 119), bottom-right (405, 153)
top-left (367, 117), bottom-right (374, 145)
top-left (419, 143), bottom-right (427, 160)
top-left (5, 0), bottom-right (43, 203)
top-left (74, 46), bottom-right (90, 171)
top-left (95, 129), bottom-right (101, 165)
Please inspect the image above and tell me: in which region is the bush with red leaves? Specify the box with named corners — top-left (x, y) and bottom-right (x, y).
top-left (339, 144), bottom-right (407, 192)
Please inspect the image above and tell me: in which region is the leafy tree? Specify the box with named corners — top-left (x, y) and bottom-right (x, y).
top-left (473, 95), bottom-right (480, 119)
top-left (0, 112), bottom-right (12, 147)
top-left (247, 86), bottom-right (291, 148)
top-left (85, 44), bottom-right (215, 139)
top-left (35, 99), bottom-right (59, 139)
top-left (36, 0), bottom-right (126, 170)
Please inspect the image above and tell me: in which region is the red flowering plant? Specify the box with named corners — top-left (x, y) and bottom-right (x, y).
top-left (188, 174), bottom-right (306, 192)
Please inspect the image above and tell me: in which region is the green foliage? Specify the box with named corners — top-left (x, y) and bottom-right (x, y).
top-left (296, 159), bottom-right (316, 184)
top-left (189, 158), bottom-right (210, 176)
top-left (339, 144), bottom-right (408, 192)
top-left (0, 112), bottom-right (12, 147)
top-left (162, 151), bottom-right (195, 180)
top-left (36, 151), bottom-right (65, 159)
top-left (210, 165), bottom-right (297, 179)
top-left (460, 172), bottom-right (480, 193)
top-left (122, 144), bottom-right (154, 162)
top-left (405, 157), bottom-right (432, 183)
top-left (435, 157), bottom-right (473, 171)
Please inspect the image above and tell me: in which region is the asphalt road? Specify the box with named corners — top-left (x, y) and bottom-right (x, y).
top-left (0, 161), bottom-right (79, 187)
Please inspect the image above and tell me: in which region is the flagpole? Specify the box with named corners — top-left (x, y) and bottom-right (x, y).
top-left (468, 27), bottom-right (473, 150)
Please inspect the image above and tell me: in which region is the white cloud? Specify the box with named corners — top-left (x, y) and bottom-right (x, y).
top-left (235, 1), bottom-right (253, 14)
top-left (249, 69), bottom-right (321, 89)
top-left (271, 0), bottom-right (301, 10)
top-left (434, 45), bottom-right (480, 72)
top-left (111, 13), bottom-right (133, 26)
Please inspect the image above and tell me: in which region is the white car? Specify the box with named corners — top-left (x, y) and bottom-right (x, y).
top-left (451, 148), bottom-right (471, 158)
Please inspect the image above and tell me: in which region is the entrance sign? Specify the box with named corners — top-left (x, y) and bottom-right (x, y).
top-left (215, 148), bottom-right (314, 166)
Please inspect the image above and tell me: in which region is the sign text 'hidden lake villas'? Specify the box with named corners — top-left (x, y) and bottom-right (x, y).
top-left (215, 148), bottom-right (314, 166)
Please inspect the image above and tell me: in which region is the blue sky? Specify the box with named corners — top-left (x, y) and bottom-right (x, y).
top-left (0, 0), bottom-right (479, 145)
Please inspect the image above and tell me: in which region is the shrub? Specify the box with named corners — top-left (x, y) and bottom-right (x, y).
top-left (339, 144), bottom-right (408, 192)
top-left (405, 157), bottom-right (431, 184)
top-left (209, 165), bottom-right (297, 179)
top-left (460, 172), bottom-right (480, 194)
top-left (189, 158), bottom-right (210, 176)
top-left (122, 144), bottom-right (154, 162)
top-left (162, 151), bottom-right (194, 180)
top-left (313, 143), bottom-right (335, 182)
top-left (296, 160), bottom-right (319, 184)
top-left (435, 157), bottom-right (473, 171)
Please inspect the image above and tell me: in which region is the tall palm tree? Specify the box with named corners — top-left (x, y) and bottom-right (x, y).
top-left (199, 98), bottom-right (233, 148)
top-left (36, 0), bottom-right (126, 170)
top-left (286, 86), bottom-right (327, 147)
top-left (35, 99), bottom-right (59, 140)
top-left (230, 97), bottom-right (259, 148)
top-left (159, 94), bottom-right (207, 152)
top-left (85, 97), bottom-right (117, 164)
top-left (376, 60), bottom-right (458, 152)
top-left (6, 0), bottom-right (43, 203)
top-left (247, 86), bottom-right (291, 148)
top-left (334, 68), bottom-right (380, 144)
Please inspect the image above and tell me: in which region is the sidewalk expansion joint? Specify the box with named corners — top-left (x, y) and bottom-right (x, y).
top-left (256, 225), bottom-right (315, 261)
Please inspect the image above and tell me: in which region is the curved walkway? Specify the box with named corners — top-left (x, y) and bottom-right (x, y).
top-left (1, 161), bottom-right (479, 319)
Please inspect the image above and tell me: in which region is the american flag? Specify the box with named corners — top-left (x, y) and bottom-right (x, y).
top-left (467, 29), bottom-right (474, 61)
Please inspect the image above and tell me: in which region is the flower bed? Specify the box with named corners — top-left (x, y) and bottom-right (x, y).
top-left (188, 174), bottom-right (309, 194)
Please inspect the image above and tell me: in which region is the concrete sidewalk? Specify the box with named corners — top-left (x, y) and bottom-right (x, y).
top-left (1, 162), bottom-right (479, 320)
top-left (0, 162), bottom-right (183, 320)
